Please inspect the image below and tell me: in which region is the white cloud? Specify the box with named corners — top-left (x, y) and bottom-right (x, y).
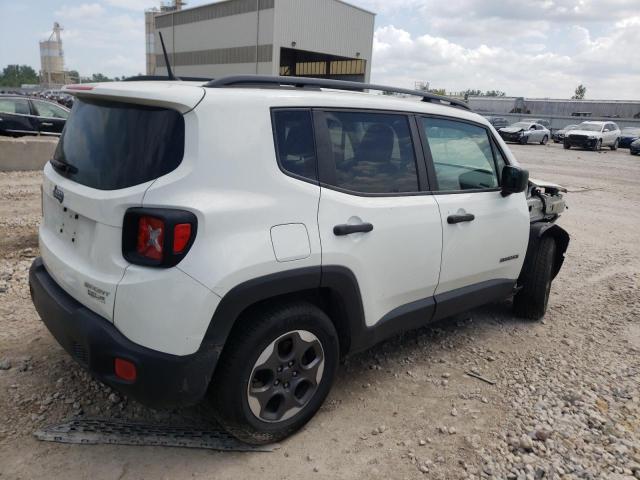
top-left (104, 0), bottom-right (157, 12)
top-left (370, 19), bottom-right (640, 99)
top-left (54, 3), bottom-right (105, 20)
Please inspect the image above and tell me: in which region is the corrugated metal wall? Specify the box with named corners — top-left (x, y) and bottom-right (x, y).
top-left (272, 0), bottom-right (375, 80)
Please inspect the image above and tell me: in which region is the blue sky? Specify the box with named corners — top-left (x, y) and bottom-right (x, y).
top-left (1, 0), bottom-right (638, 99)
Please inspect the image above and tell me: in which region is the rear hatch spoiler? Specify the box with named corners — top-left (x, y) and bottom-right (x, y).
top-left (63, 81), bottom-right (206, 114)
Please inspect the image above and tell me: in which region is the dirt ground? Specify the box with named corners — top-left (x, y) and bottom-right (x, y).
top-left (1, 143), bottom-right (639, 480)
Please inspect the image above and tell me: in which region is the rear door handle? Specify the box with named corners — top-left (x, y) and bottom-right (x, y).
top-left (447, 213), bottom-right (475, 224)
top-left (333, 223), bottom-right (374, 236)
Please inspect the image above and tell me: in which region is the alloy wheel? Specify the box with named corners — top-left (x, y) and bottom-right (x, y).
top-left (247, 330), bottom-right (325, 423)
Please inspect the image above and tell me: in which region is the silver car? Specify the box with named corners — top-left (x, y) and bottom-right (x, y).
top-left (498, 122), bottom-right (551, 145)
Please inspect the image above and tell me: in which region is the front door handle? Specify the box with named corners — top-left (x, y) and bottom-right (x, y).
top-left (333, 223), bottom-right (374, 236)
top-left (447, 213), bottom-right (475, 224)
top-left (41, 122), bottom-right (53, 127)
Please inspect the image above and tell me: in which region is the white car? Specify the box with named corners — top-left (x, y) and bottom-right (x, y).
top-left (29, 76), bottom-right (569, 444)
top-left (563, 121), bottom-right (621, 151)
top-left (498, 122), bottom-right (551, 145)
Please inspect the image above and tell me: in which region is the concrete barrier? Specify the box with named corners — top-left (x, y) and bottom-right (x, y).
top-left (0, 136), bottom-right (58, 172)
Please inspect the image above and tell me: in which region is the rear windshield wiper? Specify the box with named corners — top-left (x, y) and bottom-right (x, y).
top-left (50, 158), bottom-right (78, 175)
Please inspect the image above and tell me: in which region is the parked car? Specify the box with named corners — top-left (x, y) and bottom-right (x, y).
top-left (630, 138), bottom-right (640, 155)
top-left (618, 127), bottom-right (640, 148)
top-left (553, 124), bottom-right (578, 143)
top-left (499, 122), bottom-right (551, 145)
top-left (487, 116), bottom-right (509, 129)
top-left (563, 121), bottom-right (620, 151)
top-left (531, 118), bottom-right (552, 130)
top-left (0, 94), bottom-right (69, 137)
top-left (29, 76), bottom-right (569, 445)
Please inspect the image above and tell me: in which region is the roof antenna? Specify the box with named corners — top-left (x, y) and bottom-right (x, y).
top-left (158, 31), bottom-right (178, 80)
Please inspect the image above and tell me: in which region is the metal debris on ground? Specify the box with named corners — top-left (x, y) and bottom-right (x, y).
top-left (34, 418), bottom-right (277, 452)
top-left (465, 371), bottom-right (496, 385)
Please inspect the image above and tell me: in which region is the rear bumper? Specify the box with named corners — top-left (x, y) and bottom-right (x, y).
top-left (29, 257), bottom-right (219, 409)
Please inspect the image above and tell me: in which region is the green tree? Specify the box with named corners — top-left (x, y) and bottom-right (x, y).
top-left (90, 73), bottom-right (113, 82)
top-left (428, 88), bottom-right (447, 96)
top-left (572, 84), bottom-right (586, 100)
top-left (484, 90), bottom-right (506, 97)
top-left (0, 64), bottom-right (39, 87)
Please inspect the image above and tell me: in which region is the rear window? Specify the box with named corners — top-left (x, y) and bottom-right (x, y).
top-left (52, 98), bottom-right (184, 190)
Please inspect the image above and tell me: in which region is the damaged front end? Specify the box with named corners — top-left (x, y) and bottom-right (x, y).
top-left (527, 178), bottom-right (567, 223)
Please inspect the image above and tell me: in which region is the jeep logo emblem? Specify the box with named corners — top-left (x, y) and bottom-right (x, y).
top-left (53, 185), bottom-right (64, 204)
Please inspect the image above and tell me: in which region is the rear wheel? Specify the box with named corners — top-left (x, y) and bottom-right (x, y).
top-left (610, 138), bottom-right (618, 151)
top-left (514, 236), bottom-right (557, 321)
top-left (208, 301), bottom-right (339, 445)
top-left (540, 135), bottom-right (548, 145)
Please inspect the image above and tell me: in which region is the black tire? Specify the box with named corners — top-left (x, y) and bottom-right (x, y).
top-left (593, 139), bottom-right (602, 151)
top-left (563, 142), bottom-right (570, 149)
top-left (513, 236), bottom-right (557, 321)
top-left (610, 139), bottom-right (618, 151)
top-left (541, 135), bottom-right (548, 145)
top-left (519, 135), bottom-right (528, 145)
top-left (208, 301), bottom-right (339, 445)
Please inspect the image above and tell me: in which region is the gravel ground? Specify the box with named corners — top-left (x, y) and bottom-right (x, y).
top-left (0, 143), bottom-right (639, 480)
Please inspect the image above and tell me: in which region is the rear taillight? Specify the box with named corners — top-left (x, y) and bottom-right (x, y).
top-left (123, 208), bottom-right (197, 267)
top-left (136, 216), bottom-right (165, 260)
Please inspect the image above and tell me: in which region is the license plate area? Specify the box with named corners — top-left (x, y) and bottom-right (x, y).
top-left (52, 204), bottom-right (81, 245)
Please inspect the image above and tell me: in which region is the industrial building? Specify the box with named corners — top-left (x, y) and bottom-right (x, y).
top-left (39, 22), bottom-right (76, 87)
top-left (469, 96), bottom-right (640, 120)
top-left (145, 0), bottom-right (375, 82)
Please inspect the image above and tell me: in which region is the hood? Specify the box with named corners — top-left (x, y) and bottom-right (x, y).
top-left (500, 127), bottom-right (525, 134)
top-left (566, 129), bottom-right (601, 137)
top-left (529, 178), bottom-right (567, 193)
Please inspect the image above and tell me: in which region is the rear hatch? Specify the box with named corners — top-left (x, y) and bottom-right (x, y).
top-left (40, 81), bottom-right (204, 321)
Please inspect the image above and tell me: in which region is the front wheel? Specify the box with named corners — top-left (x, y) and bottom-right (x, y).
top-left (610, 139), bottom-right (618, 151)
top-left (519, 135), bottom-right (528, 145)
top-left (541, 135), bottom-right (548, 145)
top-left (208, 302), bottom-right (339, 445)
top-left (514, 236), bottom-right (557, 321)
top-left (563, 142), bottom-right (571, 149)
top-left (593, 139), bottom-right (602, 151)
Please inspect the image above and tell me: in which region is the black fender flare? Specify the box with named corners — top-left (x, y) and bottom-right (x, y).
top-left (200, 266), bottom-right (366, 357)
top-left (520, 222), bottom-right (570, 281)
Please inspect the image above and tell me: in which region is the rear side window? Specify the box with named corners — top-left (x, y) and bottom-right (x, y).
top-left (52, 98), bottom-right (184, 190)
top-left (272, 110), bottom-right (317, 182)
top-left (0, 98), bottom-right (30, 115)
top-left (321, 111), bottom-right (419, 194)
top-left (421, 117), bottom-right (499, 191)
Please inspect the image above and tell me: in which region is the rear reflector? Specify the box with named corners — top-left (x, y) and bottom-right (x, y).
top-left (173, 223), bottom-right (192, 253)
top-left (114, 358), bottom-right (137, 381)
top-left (136, 216), bottom-right (165, 261)
top-left (65, 84), bottom-right (95, 91)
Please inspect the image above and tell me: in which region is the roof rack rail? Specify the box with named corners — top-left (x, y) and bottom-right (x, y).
top-left (122, 75), bottom-right (214, 82)
top-left (204, 75), bottom-right (470, 110)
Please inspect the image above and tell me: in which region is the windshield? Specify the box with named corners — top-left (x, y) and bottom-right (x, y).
top-left (52, 98), bottom-right (185, 190)
top-left (509, 122), bottom-right (531, 129)
top-left (622, 128), bottom-right (640, 135)
top-left (577, 123), bottom-right (603, 132)
top-left (563, 125), bottom-right (578, 131)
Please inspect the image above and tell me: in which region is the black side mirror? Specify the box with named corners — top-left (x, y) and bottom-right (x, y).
top-left (501, 165), bottom-right (529, 196)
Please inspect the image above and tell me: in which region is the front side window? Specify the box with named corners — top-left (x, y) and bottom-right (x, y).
top-left (321, 111), bottom-right (419, 194)
top-left (33, 101), bottom-right (69, 119)
top-left (272, 109), bottom-right (317, 182)
top-left (421, 117), bottom-right (499, 191)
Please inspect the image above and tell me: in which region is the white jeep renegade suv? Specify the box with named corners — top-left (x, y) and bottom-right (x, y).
top-left (29, 75), bottom-right (569, 444)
